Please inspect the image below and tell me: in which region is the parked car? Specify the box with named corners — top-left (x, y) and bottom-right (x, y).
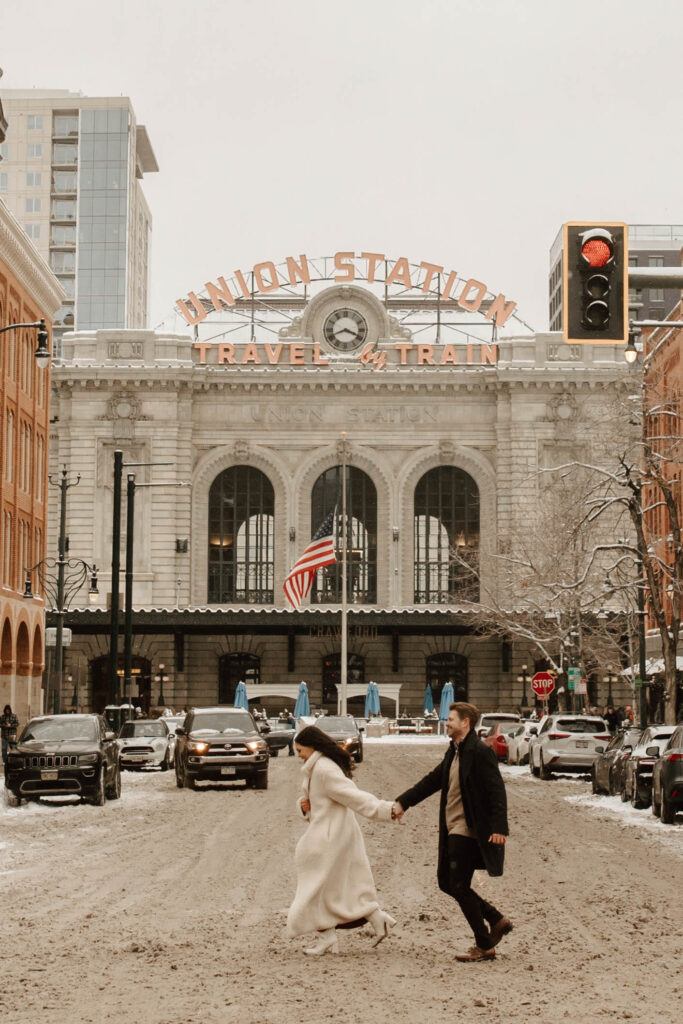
top-left (591, 727), bottom-right (643, 796)
top-left (157, 715), bottom-right (186, 767)
top-left (174, 707), bottom-right (269, 790)
top-left (651, 724), bottom-right (683, 823)
top-left (474, 712), bottom-right (521, 739)
top-left (623, 725), bottom-right (677, 808)
top-left (117, 719), bottom-right (173, 770)
top-left (315, 715), bottom-right (364, 763)
top-left (483, 721), bottom-right (520, 762)
top-left (263, 718), bottom-right (295, 757)
top-left (528, 714), bottom-right (611, 779)
top-left (506, 721), bottom-right (537, 765)
top-left (3, 714), bottom-right (121, 807)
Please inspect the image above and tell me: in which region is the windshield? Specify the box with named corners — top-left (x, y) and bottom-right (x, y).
top-left (20, 717), bottom-right (99, 743)
top-left (189, 713), bottom-right (254, 735)
top-left (119, 721), bottom-right (168, 738)
top-left (556, 719), bottom-right (607, 734)
top-left (317, 717), bottom-right (356, 734)
top-left (267, 719), bottom-right (294, 730)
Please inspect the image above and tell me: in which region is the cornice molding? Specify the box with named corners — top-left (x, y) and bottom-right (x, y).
top-left (0, 202), bottom-right (65, 316)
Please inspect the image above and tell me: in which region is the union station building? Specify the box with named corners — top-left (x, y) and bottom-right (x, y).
top-left (47, 253), bottom-right (632, 716)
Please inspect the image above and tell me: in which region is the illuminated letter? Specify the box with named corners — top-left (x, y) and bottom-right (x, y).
top-left (440, 344), bottom-right (459, 365)
top-left (386, 257), bottom-right (413, 289)
top-left (263, 343), bottom-right (283, 364)
top-left (334, 251), bottom-right (355, 282)
top-left (241, 343), bottom-right (261, 364)
top-left (218, 343), bottom-right (235, 364)
top-left (234, 269), bottom-right (251, 298)
top-left (417, 344), bottom-right (435, 365)
top-left (361, 251), bottom-right (385, 283)
top-left (253, 261), bottom-right (279, 293)
top-left (286, 254), bottom-right (311, 286)
top-left (485, 293), bottom-right (517, 327)
top-left (419, 261), bottom-right (444, 293)
top-left (205, 276), bottom-right (235, 311)
top-left (394, 343), bottom-right (413, 364)
top-left (193, 342), bottom-right (212, 363)
top-left (289, 344), bottom-right (305, 364)
top-left (458, 279), bottom-right (487, 313)
top-left (480, 343), bottom-right (498, 365)
top-left (313, 344), bottom-right (329, 365)
top-left (442, 271), bottom-right (459, 300)
top-left (176, 294), bottom-right (207, 325)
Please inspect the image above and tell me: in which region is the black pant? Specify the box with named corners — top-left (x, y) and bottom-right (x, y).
top-left (447, 834), bottom-right (502, 949)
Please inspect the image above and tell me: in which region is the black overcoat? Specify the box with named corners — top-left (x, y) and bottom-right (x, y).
top-left (395, 728), bottom-right (509, 894)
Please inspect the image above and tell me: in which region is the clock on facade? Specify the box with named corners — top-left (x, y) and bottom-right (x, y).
top-left (322, 307), bottom-right (368, 351)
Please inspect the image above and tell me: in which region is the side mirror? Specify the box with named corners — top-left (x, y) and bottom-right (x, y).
top-left (529, 727), bottom-right (538, 736)
top-left (105, 731), bottom-right (115, 741)
top-left (258, 722), bottom-right (271, 734)
top-left (358, 725), bottom-right (365, 732)
top-left (622, 746), bottom-right (632, 754)
top-left (645, 745), bottom-right (660, 757)
top-left (594, 745), bottom-right (605, 754)
top-left (175, 727), bottom-right (185, 736)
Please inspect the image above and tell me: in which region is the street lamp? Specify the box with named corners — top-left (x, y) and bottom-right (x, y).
top-left (154, 664), bottom-right (168, 707)
top-left (516, 664), bottom-right (531, 710)
top-left (602, 664), bottom-right (618, 707)
top-left (67, 674), bottom-right (77, 709)
top-left (0, 318), bottom-right (50, 368)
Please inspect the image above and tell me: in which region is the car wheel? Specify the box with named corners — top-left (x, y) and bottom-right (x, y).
top-left (182, 768), bottom-right (196, 790)
top-left (3, 788), bottom-right (21, 807)
top-left (270, 748), bottom-right (279, 757)
top-left (160, 752), bottom-right (169, 771)
top-left (530, 754), bottom-right (540, 778)
top-left (105, 764), bottom-right (121, 800)
top-left (253, 771), bottom-right (268, 790)
top-left (652, 788), bottom-right (661, 817)
top-left (539, 754), bottom-right (552, 781)
top-left (620, 779), bottom-right (630, 802)
top-left (591, 769), bottom-right (600, 794)
top-left (175, 763), bottom-right (184, 789)
top-left (90, 766), bottom-right (106, 806)
top-left (631, 783), bottom-right (649, 809)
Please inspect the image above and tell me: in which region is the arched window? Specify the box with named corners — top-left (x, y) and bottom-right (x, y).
top-left (208, 466), bottom-right (274, 604)
top-left (310, 466), bottom-right (377, 604)
top-left (414, 466), bottom-right (480, 603)
top-left (219, 652), bottom-right (261, 705)
top-left (321, 652), bottom-right (365, 705)
top-left (426, 652), bottom-right (468, 704)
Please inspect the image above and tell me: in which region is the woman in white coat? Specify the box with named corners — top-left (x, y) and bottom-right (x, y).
top-left (287, 725), bottom-right (397, 955)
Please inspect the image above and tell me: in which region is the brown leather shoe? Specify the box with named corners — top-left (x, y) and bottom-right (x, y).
top-left (489, 917), bottom-right (513, 947)
top-left (455, 945), bottom-right (496, 962)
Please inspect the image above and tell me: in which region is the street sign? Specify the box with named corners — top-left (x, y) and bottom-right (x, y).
top-left (531, 672), bottom-right (555, 698)
top-left (45, 627), bottom-right (72, 647)
top-left (567, 666), bottom-right (581, 692)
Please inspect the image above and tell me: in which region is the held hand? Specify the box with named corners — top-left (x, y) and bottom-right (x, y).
top-left (391, 801), bottom-right (404, 821)
top-left (488, 833), bottom-right (507, 845)
top-left (300, 798), bottom-right (311, 815)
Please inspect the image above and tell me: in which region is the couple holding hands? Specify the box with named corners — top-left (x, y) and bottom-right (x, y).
top-left (286, 701), bottom-right (512, 962)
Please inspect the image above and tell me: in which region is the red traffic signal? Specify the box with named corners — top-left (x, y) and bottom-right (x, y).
top-left (563, 223), bottom-right (628, 344)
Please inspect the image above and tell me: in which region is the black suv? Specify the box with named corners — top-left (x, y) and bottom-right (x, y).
top-left (4, 714), bottom-right (121, 807)
top-left (174, 707), bottom-right (269, 790)
top-left (316, 715), bottom-right (364, 763)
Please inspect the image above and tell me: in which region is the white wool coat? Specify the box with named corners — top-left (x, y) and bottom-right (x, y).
top-left (286, 750), bottom-right (394, 936)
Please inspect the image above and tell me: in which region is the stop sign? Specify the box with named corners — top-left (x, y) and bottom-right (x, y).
top-left (531, 672), bottom-right (555, 698)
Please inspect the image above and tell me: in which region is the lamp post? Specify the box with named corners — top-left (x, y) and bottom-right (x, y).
top-left (23, 466), bottom-right (99, 713)
top-left (67, 673), bottom-right (77, 709)
top-left (516, 664), bottom-right (531, 711)
top-left (602, 665), bottom-right (618, 708)
top-left (154, 664), bottom-right (168, 708)
top-left (0, 318), bottom-right (50, 368)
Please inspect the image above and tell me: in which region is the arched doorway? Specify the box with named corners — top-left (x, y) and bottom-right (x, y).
top-left (1, 618), bottom-right (13, 672)
top-left (16, 622), bottom-right (30, 674)
top-left (218, 652), bottom-right (261, 705)
top-left (90, 655), bottom-right (152, 714)
top-left (311, 466), bottom-right (377, 604)
top-left (321, 652), bottom-right (365, 707)
top-left (414, 466), bottom-right (480, 603)
top-left (426, 652), bottom-right (468, 705)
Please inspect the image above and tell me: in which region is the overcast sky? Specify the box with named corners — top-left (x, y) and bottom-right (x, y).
top-left (3, 0), bottom-right (682, 332)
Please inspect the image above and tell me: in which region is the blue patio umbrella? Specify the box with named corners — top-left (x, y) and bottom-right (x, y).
top-left (423, 683), bottom-right (435, 715)
top-left (364, 681), bottom-right (381, 718)
top-left (439, 681), bottom-right (455, 720)
top-left (233, 680), bottom-right (249, 711)
top-left (293, 681), bottom-right (310, 718)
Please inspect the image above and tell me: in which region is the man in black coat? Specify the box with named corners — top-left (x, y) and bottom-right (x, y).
top-left (393, 701), bottom-right (512, 962)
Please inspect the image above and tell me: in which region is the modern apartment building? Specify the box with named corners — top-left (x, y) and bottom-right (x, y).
top-left (0, 89), bottom-right (158, 354)
top-left (549, 223), bottom-right (683, 332)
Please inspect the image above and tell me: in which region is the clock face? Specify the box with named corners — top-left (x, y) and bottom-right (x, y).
top-left (322, 307), bottom-right (368, 351)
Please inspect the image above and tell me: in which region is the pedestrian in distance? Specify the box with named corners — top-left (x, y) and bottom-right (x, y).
top-left (604, 705), bottom-right (619, 733)
top-left (392, 701), bottom-right (512, 962)
top-left (287, 724), bottom-right (398, 955)
top-left (1, 704), bottom-right (19, 764)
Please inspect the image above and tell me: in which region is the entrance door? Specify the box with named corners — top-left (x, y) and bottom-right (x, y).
top-left (218, 653), bottom-right (261, 705)
top-left (321, 653), bottom-right (365, 706)
top-left (89, 655), bottom-right (152, 713)
top-left (426, 653), bottom-right (468, 706)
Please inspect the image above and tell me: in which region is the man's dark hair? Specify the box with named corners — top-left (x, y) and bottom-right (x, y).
top-left (295, 724), bottom-right (354, 777)
top-left (449, 702), bottom-right (479, 731)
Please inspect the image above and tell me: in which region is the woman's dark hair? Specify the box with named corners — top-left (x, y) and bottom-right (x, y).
top-left (295, 725), bottom-right (354, 777)
top-left (3, 705), bottom-right (11, 715)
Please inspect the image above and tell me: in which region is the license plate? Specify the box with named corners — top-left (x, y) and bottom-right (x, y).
top-left (41, 769), bottom-right (58, 781)
top-left (126, 756), bottom-right (145, 762)
top-left (221, 767), bottom-right (236, 776)
top-left (575, 741), bottom-right (588, 748)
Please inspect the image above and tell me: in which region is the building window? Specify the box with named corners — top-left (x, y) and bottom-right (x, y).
top-left (25, 198), bottom-right (42, 213)
top-left (322, 652), bottom-right (365, 704)
top-left (0, 143), bottom-right (8, 160)
top-left (51, 198), bottom-right (76, 221)
top-left (208, 466), bottom-right (274, 604)
top-left (51, 251), bottom-right (75, 273)
top-left (52, 143), bottom-right (77, 165)
top-left (414, 466), bottom-right (480, 604)
top-left (26, 172), bottom-right (42, 187)
top-left (0, 173), bottom-right (7, 191)
top-left (648, 256), bottom-right (664, 268)
top-left (52, 170), bottom-right (77, 193)
top-left (24, 224), bottom-right (41, 239)
top-left (57, 276), bottom-right (76, 299)
top-left (310, 466), bottom-right (377, 604)
top-left (53, 114), bottom-right (79, 137)
top-left (51, 224), bottom-right (76, 245)
top-left (27, 115), bottom-right (43, 130)
top-left (27, 144), bottom-right (43, 159)
top-left (218, 652), bottom-right (260, 704)
top-left (5, 411), bottom-right (14, 482)
top-left (649, 289), bottom-right (665, 303)
top-left (426, 652), bottom-right (468, 704)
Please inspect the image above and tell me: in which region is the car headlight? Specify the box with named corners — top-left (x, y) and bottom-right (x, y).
top-left (342, 738), bottom-right (354, 746)
top-left (188, 741), bottom-right (209, 754)
top-left (78, 753), bottom-right (99, 764)
top-left (246, 740), bottom-right (268, 753)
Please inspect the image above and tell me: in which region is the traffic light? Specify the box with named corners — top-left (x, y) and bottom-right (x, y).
top-left (563, 222), bottom-right (628, 344)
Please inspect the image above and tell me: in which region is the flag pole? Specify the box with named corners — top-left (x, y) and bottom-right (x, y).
top-left (340, 431), bottom-right (348, 716)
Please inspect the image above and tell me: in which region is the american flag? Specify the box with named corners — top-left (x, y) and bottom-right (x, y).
top-left (283, 510), bottom-right (337, 609)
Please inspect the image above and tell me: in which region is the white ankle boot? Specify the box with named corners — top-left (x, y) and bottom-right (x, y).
top-left (303, 928), bottom-right (339, 955)
top-left (368, 909), bottom-right (397, 947)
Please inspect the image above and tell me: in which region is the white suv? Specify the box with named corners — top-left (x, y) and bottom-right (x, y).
top-left (474, 712), bottom-right (521, 738)
top-left (528, 714), bottom-right (611, 779)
